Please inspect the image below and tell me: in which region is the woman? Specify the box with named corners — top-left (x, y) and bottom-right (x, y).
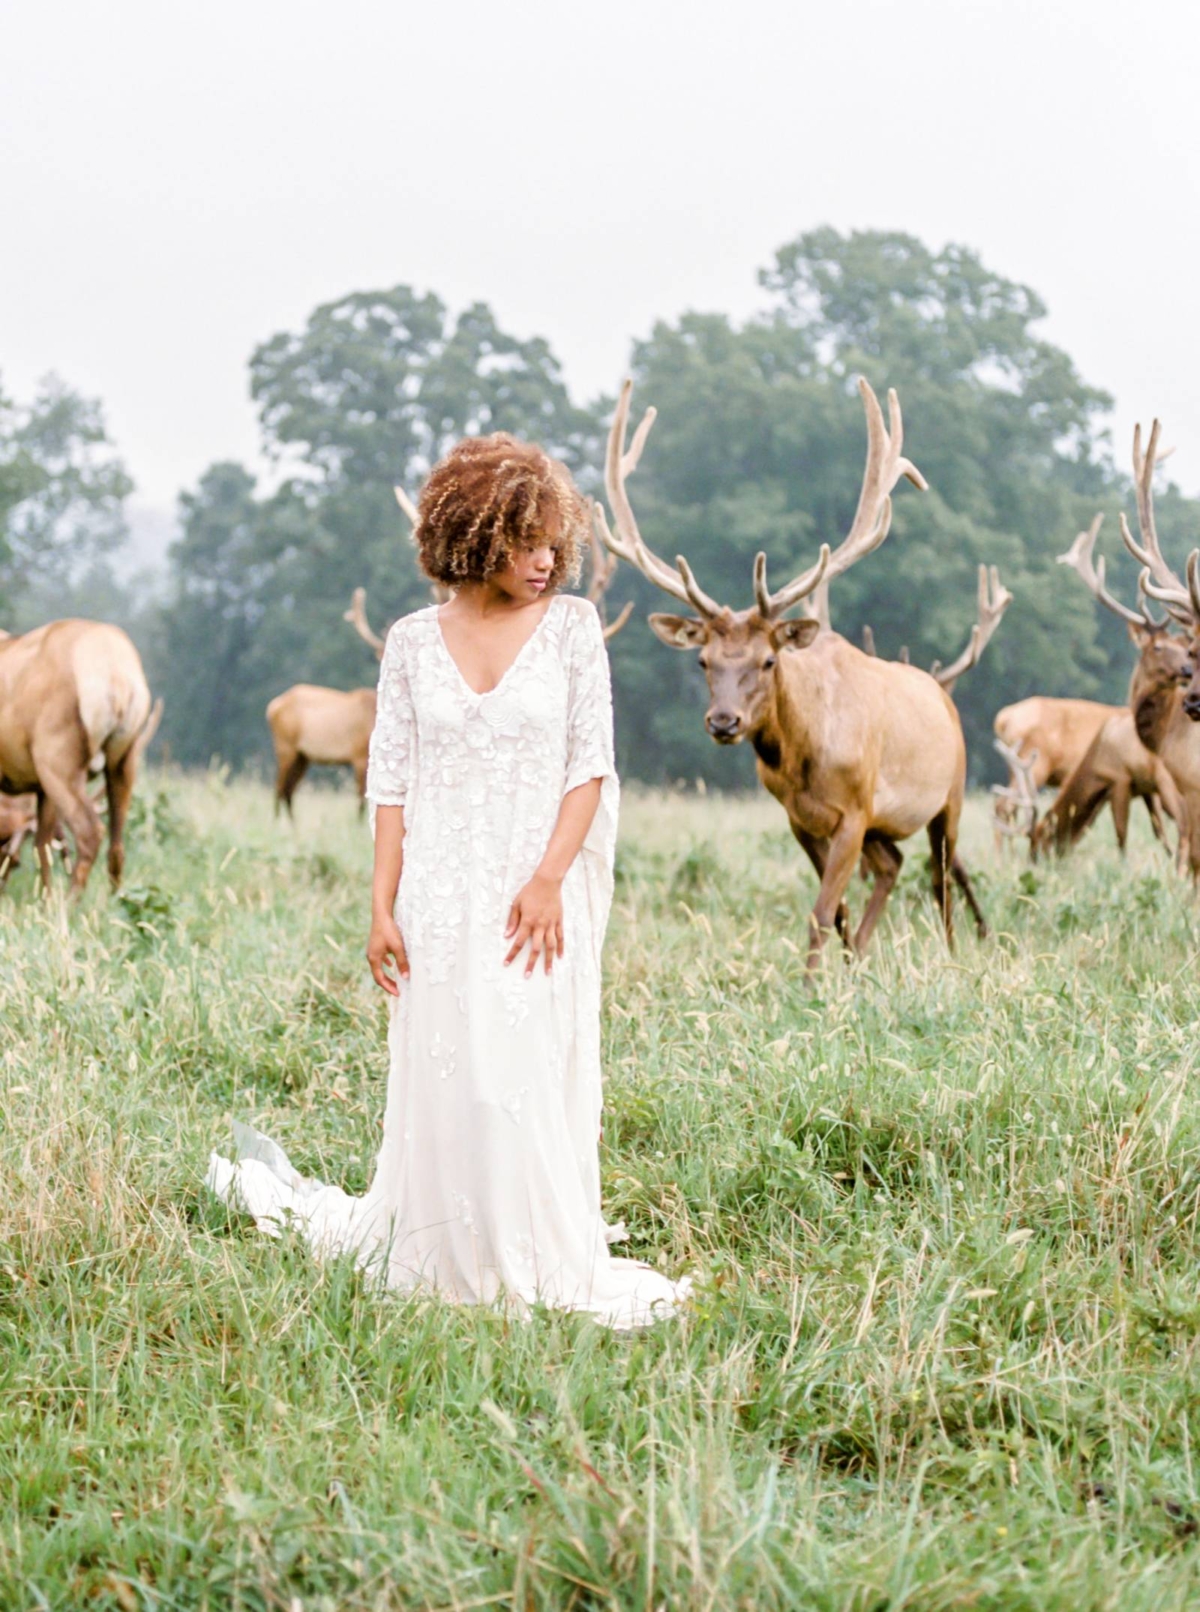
top-left (208, 434), bottom-right (690, 1329)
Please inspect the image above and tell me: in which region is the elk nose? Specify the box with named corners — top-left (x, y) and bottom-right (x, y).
top-left (706, 710), bottom-right (742, 741)
top-left (1183, 691), bottom-right (1200, 721)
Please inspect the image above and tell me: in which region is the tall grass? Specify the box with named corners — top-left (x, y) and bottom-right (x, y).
top-left (2, 771), bottom-right (1200, 1609)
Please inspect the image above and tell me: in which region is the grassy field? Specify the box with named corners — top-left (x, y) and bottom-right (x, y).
top-left (3, 771), bottom-right (1200, 1610)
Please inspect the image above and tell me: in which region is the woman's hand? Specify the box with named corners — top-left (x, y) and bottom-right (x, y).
top-left (504, 872), bottom-right (564, 976)
top-left (367, 910), bottom-right (410, 995)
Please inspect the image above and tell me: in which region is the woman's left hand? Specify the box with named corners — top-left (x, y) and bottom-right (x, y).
top-left (504, 872), bottom-right (564, 975)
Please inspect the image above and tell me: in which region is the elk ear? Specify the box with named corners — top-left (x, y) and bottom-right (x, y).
top-left (771, 617), bottom-right (821, 652)
top-left (648, 613), bottom-right (707, 650)
top-left (1127, 621), bottom-right (1150, 647)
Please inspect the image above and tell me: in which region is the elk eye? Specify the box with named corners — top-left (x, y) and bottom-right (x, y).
top-left (762, 655), bottom-right (777, 670)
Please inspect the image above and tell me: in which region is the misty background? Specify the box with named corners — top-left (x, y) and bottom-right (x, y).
top-left (3, 0), bottom-right (1198, 785)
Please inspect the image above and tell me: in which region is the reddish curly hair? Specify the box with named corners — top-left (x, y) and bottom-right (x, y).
top-left (414, 434), bottom-right (587, 590)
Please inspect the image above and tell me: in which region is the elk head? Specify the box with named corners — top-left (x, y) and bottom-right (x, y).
top-left (593, 377), bottom-right (928, 745)
top-left (1114, 424), bottom-right (1200, 721)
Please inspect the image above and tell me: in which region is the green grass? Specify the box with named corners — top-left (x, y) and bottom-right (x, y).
top-left (3, 770), bottom-right (1200, 1609)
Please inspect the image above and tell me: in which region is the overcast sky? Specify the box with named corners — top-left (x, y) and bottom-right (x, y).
top-left (3, 0), bottom-right (1199, 550)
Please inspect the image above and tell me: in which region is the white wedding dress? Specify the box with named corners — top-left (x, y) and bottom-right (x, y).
top-left (208, 593), bottom-right (690, 1329)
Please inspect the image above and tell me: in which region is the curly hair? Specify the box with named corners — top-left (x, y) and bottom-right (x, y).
top-left (414, 434), bottom-right (587, 590)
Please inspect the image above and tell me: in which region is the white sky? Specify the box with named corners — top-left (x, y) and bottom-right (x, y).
top-left (3, 0), bottom-right (1199, 548)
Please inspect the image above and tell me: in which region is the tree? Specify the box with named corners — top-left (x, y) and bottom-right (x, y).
top-left (604, 231), bottom-right (1136, 783)
top-left (0, 374), bottom-right (132, 621)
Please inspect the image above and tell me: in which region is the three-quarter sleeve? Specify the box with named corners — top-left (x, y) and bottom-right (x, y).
top-left (564, 601), bottom-right (617, 797)
top-left (366, 622), bottom-right (414, 812)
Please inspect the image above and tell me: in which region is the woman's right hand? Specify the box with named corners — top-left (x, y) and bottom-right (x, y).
top-left (367, 911), bottom-right (409, 995)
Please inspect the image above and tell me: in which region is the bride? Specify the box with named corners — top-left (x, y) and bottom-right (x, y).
top-left (208, 432), bottom-right (690, 1329)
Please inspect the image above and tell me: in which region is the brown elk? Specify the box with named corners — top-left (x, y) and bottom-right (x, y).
top-left (595, 376), bottom-right (991, 972)
top-left (0, 621), bottom-right (161, 894)
top-left (266, 685), bottom-right (377, 817)
top-left (1113, 424), bottom-right (1200, 875)
top-left (1034, 709), bottom-right (1181, 857)
top-left (0, 794), bottom-right (37, 885)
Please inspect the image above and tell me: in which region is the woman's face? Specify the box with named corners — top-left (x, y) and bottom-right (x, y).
top-left (491, 514), bottom-right (561, 605)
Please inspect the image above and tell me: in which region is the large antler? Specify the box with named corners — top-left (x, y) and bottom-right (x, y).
top-left (1118, 423), bottom-right (1196, 622)
top-left (592, 380), bottom-right (722, 617)
top-left (586, 522), bottom-right (634, 641)
top-left (1057, 514), bottom-right (1152, 627)
top-left (932, 565), bottom-right (1013, 692)
top-left (344, 587), bottom-right (387, 657)
top-left (754, 378), bottom-right (928, 619)
top-left (993, 737), bottom-right (1040, 840)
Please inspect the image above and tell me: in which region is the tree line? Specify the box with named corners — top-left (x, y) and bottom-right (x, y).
top-left (5, 228), bottom-right (1198, 787)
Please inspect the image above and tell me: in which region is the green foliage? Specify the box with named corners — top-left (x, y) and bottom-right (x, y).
top-left (0, 373), bottom-right (132, 621)
top-left (4, 779), bottom-right (1200, 1605)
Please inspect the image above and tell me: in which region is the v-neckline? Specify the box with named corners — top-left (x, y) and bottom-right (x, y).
top-left (434, 595), bottom-right (560, 700)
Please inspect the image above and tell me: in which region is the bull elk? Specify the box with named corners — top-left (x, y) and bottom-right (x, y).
top-left (1114, 422), bottom-right (1200, 874)
top-left (595, 376), bottom-right (989, 972)
top-left (0, 621), bottom-right (161, 894)
top-left (1034, 709), bottom-right (1181, 857)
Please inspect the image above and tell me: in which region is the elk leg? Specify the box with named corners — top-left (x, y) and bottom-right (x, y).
top-left (951, 858), bottom-right (988, 939)
top-left (104, 749), bottom-right (138, 889)
top-left (806, 815), bottom-right (867, 973)
top-left (1143, 790), bottom-right (1168, 850)
top-left (277, 752), bottom-right (309, 818)
top-left (34, 764), bottom-right (102, 896)
top-left (1110, 779), bottom-right (1131, 852)
top-left (789, 822), bottom-right (851, 949)
top-left (353, 758), bottom-right (368, 817)
top-left (852, 833), bottom-right (903, 954)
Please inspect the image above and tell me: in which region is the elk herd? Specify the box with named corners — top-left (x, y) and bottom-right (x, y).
top-left (3, 379), bottom-right (1199, 970)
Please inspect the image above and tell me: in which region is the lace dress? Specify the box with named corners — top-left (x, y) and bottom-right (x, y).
top-left (207, 593), bottom-right (690, 1329)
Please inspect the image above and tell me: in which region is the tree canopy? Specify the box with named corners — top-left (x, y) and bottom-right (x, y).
top-left (0, 374), bottom-right (131, 622)
top-left (28, 229), bottom-right (1199, 785)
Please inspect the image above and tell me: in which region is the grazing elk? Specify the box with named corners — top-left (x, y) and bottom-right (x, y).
top-left (0, 621), bottom-right (161, 894)
top-left (595, 376), bottom-right (990, 972)
top-left (1034, 709), bottom-right (1181, 857)
top-left (992, 693), bottom-right (1124, 843)
top-left (0, 794), bottom-right (37, 885)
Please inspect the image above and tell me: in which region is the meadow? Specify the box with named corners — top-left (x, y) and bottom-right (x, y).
top-left (2, 772), bottom-right (1200, 1611)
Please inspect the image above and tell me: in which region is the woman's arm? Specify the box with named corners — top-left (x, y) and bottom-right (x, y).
top-left (367, 804), bottom-right (409, 994)
top-left (504, 777), bottom-right (602, 976)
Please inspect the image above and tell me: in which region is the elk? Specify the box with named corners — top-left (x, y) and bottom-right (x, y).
top-left (595, 375), bottom-right (989, 971)
top-left (0, 794), bottom-right (37, 886)
top-left (1034, 709), bottom-right (1181, 857)
top-left (1113, 422), bottom-right (1200, 875)
top-left (266, 685), bottom-right (377, 816)
top-left (0, 621), bottom-right (161, 894)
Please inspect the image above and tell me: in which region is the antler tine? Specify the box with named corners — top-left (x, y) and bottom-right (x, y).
top-left (1057, 514), bottom-right (1149, 627)
top-left (1120, 421), bottom-right (1188, 601)
top-left (763, 378), bottom-right (927, 618)
top-left (602, 601), bottom-right (634, 641)
top-left (933, 565), bottom-right (1014, 691)
top-left (394, 486), bottom-right (420, 529)
top-left (1140, 565), bottom-right (1194, 626)
top-left (344, 587), bottom-right (387, 657)
top-left (597, 381), bottom-right (721, 617)
top-left (1190, 549), bottom-right (1200, 620)
top-left (586, 518), bottom-right (617, 605)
